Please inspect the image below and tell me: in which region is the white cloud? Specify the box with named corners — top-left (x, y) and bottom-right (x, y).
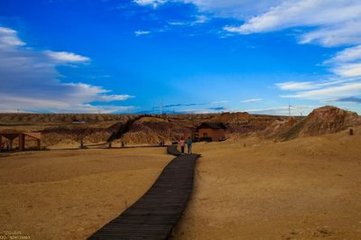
top-left (0, 27), bottom-right (25, 48)
top-left (133, 0), bottom-right (167, 8)
top-left (168, 21), bottom-right (187, 26)
top-left (0, 26), bottom-right (132, 113)
top-left (135, 0), bottom-right (281, 18)
top-left (299, 20), bottom-right (361, 47)
top-left (0, 94), bottom-right (134, 113)
top-left (277, 76), bottom-right (361, 102)
top-left (282, 82), bottom-right (361, 100)
top-left (324, 45), bottom-right (361, 78)
top-left (167, 15), bottom-right (209, 28)
top-left (276, 81), bottom-right (315, 91)
top-left (328, 45), bottom-right (361, 63)
top-left (333, 63), bottom-right (361, 78)
top-left (211, 100), bottom-right (229, 104)
top-left (323, 44), bottom-right (361, 78)
top-left (45, 50), bottom-right (90, 63)
top-left (241, 98), bottom-right (263, 103)
top-left (135, 1), bottom-right (361, 48)
top-left (193, 15), bottom-right (208, 24)
top-left (222, 0), bottom-right (361, 47)
top-left (233, 1), bottom-right (361, 32)
top-left (134, 0), bottom-right (361, 48)
top-left (134, 30), bottom-right (151, 36)
top-left (275, 79), bottom-right (355, 91)
top-left (181, 0), bottom-right (282, 19)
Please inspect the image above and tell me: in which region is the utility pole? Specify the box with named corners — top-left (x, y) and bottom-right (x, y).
top-left (288, 105), bottom-right (291, 117)
top-left (288, 99), bottom-right (293, 117)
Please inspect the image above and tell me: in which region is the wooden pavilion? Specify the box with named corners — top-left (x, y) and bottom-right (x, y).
top-left (0, 130), bottom-right (41, 151)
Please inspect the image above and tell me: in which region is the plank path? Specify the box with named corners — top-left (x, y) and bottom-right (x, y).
top-left (88, 145), bottom-right (199, 240)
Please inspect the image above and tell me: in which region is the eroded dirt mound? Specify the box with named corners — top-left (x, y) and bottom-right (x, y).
top-left (41, 127), bottom-right (112, 146)
top-left (122, 117), bottom-right (194, 144)
top-left (0, 114), bottom-right (131, 147)
top-left (261, 117), bottom-right (300, 139)
top-left (278, 106), bottom-right (361, 140)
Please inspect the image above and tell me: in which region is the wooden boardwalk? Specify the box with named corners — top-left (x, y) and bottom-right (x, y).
top-left (88, 145), bottom-right (199, 240)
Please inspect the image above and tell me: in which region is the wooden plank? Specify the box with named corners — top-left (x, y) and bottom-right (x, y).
top-left (88, 145), bottom-right (199, 240)
top-left (25, 132), bottom-right (41, 140)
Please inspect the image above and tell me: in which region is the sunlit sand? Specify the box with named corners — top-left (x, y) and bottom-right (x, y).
top-left (0, 147), bottom-right (172, 240)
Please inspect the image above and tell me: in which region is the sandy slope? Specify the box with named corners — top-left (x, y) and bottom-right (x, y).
top-left (0, 147), bottom-right (172, 240)
top-left (173, 128), bottom-right (361, 239)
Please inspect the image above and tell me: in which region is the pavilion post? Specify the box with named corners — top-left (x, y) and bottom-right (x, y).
top-left (37, 139), bottom-right (41, 150)
top-left (9, 139), bottom-right (13, 151)
top-left (19, 134), bottom-right (25, 151)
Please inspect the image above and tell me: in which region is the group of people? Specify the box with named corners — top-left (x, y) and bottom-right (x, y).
top-left (179, 136), bottom-right (192, 154)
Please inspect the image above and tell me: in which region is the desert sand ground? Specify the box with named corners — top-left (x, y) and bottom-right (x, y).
top-left (173, 128), bottom-right (361, 239)
top-left (0, 147), bottom-right (172, 240)
top-left (1, 128), bottom-right (361, 240)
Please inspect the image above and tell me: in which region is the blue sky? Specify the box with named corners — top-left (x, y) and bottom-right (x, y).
top-left (1, 0), bottom-right (361, 115)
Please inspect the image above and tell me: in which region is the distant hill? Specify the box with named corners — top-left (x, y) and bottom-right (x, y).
top-left (0, 113), bottom-right (131, 125)
top-left (276, 106), bottom-right (361, 141)
top-left (1, 106), bottom-right (360, 147)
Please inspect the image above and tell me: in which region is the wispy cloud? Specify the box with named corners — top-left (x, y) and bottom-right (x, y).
top-left (163, 103), bottom-right (204, 108)
top-left (134, 30), bottom-right (151, 36)
top-left (281, 82), bottom-right (361, 100)
top-left (223, 1), bottom-right (361, 47)
top-left (299, 20), bottom-right (361, 47)
top-left (134, 1), bottom-right (361, 48)
top-left (241, 98), bottom-right (263, 103)
top-left (327, 45), bottom-right (361, 64)
top-left (193, 15), bottom-right (208, 24)
top-left (44, 51), bottom-right (90, 63)
top-left (208, 106), bottom-right (226, 111)
top-left (211, 100), bottom-right (229, 105)
top-left (276, 78), bottom-right (360, 90)
top-left (168, 15), bottom-right (209, 27)
top-left (333, 63), bottom-right (361, 78)
top-left (0, 26), bottom-right (132, 113)
top-left (276, 75), bottom-right (361, 104)
top-left (325, 45), bottom-right (361, 78)
top-left (168, 21), bottom-right (187, 26)
top-left (176, 0), bottom-right (281, 19)
top-left (0, 27), bottom-right (25, 47)
top-left (133, 0), bottom-right (167, 8)
top-left (276, 81), bottom-right (316, 91)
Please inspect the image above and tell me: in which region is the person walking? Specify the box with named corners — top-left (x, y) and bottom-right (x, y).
top-left (179, 137), bottom-right (185, 154)
top-left (187, 137), bottom-right (192, 154)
